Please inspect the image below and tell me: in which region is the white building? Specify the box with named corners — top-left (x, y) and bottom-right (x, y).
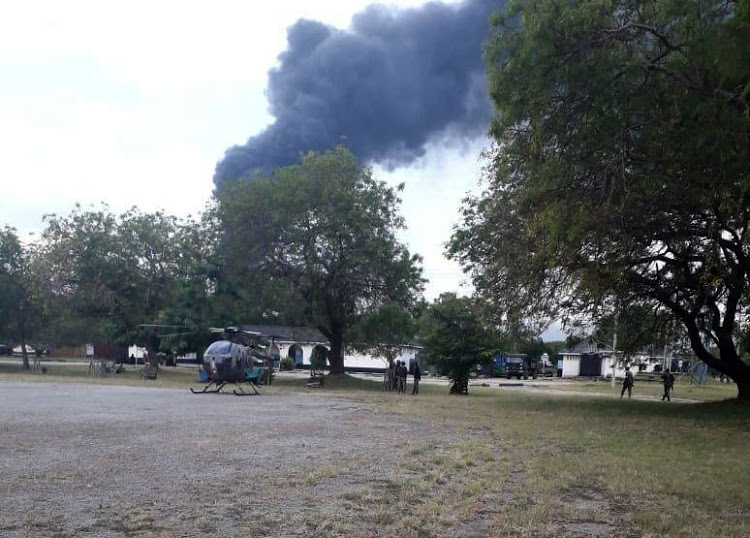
top-left (559, 341), bottom-right (614, 378)
top-left (559, 340), bottom-right (688, 378)
top-left (243, 324), bottom-right (420, 372)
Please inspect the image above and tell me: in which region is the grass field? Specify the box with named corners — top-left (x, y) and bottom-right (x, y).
top-left (313, 378), bottom-right (749, 537)
top-left (0, 362), bottom-right (747, 537)
top-left (0, 359), bottom-right (197, 388)
top-left (532, 376), bottom-right (739, 402)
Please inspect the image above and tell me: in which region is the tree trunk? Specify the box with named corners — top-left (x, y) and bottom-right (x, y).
top-left (145, 343), bottom-right (159, 370)
top-left (384, 357), bottom-right (395, 391)
top-left (683, 320), bottom-right (750, 401)
top-left (737, 380), bottom-right (749, 402)
top-left (20, 325), bottom-right (29, 370)
top-left (328, 332), bottom-right (345, 375)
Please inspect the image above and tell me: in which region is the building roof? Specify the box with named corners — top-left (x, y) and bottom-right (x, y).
top-left (241, 325), bottom-right (328, 344)
top-left (559, 340), bottom-right (614, 355)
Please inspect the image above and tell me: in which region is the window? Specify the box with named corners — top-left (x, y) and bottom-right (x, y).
top-left (205, 341), bottom-right (233, 355)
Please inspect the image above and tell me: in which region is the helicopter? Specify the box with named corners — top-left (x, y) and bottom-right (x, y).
top-left (190, 327), bottom-right (273, 396)
top-left (138, 324), bottom-right (272, 396)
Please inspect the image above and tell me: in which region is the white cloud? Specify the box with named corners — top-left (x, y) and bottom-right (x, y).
top-left (0, 0), bottom-right (478, 301)
top-left (373, 137), bottom-right (488, 300)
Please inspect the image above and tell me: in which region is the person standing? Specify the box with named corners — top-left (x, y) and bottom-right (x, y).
top-left (412, 361), bottom-right (421, 395)
top-left (620, 366), bottom-right (634, 399)
top-left (661, 369), bottom-right (675, 401)
top-left (399, 361), bottom-right (408, 393)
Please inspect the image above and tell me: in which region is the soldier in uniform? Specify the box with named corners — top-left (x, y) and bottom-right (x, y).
top-left (620, 366), bottom-right (634, 398)
top-left (397, 361), bottom-right (406, 393)
top-left (412, 361), bottom-right (421, 395)
top-left (661, 369), bottom-right (675, 401)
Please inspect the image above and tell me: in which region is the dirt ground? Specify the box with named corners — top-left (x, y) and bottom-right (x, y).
top-left (1, 381), bottom-right (745, 537)
top-left (0, 383), bottom-right (462, 537)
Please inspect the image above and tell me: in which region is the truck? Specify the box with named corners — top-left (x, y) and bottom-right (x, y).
top-left (505, 355), bottom-right (537, 380)
top-left (477, 353), bottom-right (533, 379)
top-left (478, 352), bottom-right (556, 379)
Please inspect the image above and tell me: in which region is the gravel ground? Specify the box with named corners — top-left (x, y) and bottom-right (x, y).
top-left (0, 383), bottom-right (448, 537)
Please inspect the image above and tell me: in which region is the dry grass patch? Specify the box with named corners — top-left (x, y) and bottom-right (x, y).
top-left (0, 369), bottom-right (746, 537)
top-left (545, 376), bottom-right (739, 402)
top-left (300, 380), bottom-right (748, 537)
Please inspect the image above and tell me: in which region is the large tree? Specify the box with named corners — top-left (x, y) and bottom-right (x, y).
top-left (38, 205), bottom-right (214, 355)
top-left (420, 293), bottom-right (499, 394)
top-left (216, 147), bottom-right (424, 375)
top-left (450, 1), bottom-right (750, 398)
top-left (0, 227), bottom-right (42, 369)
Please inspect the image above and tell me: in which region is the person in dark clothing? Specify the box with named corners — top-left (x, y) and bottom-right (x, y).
top-left (621, 366), bottom-right (634, 398)
top-left (412, 361), bottom-right (421, 395)
top-left (398, 361), bottom-right (408, 393)
top-left (661, 370), bottom-right (675, 401)
top-left (395, 361), bottom-right (403, 392)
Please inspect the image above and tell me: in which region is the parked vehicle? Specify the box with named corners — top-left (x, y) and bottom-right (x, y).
top-left (479, 352), bottom-right (556, 379)
top-left (506, 355), bottom-right (535, 379)
top-left (537, 357), bottom-right (556, 377)
top-left (477, 353), bottom-right (532, 379)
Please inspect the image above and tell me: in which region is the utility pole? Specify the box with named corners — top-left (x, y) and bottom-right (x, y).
top-left (611, 313), bottom-right (618, 391)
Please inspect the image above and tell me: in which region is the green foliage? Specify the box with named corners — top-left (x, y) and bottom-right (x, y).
top-left (514, 337), bottom-right (553, 362)
top-left (0, 226), bottom-right (43, 368)
top-left (37, 205), bottom-right (218, 354)
top-left (451, 0), bottom-right (750, 396)
top-left (280, 356), bottom-right (295, 371)
top-left (310, 346), bottom-right (328, 374)
top-left (420, 293), bottom-right (499, 393)
top-left (348, 304), bottom-right (416, 366)
top-left (0, 227), bottom-right (25, 339)
top-left (592, 306), bottom-right (683, 358)
top-left (216, 146), bottom-right (424, 374)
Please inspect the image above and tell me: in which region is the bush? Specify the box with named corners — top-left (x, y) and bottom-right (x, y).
top-left (280, 357), bottom-right (295, 371)
top-left (310, 347), bottom-right (327, 374)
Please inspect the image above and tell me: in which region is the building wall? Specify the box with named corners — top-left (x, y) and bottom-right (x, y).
top-left (275, 340), bottom-right (419, 371)
top-left (561, 350), bottom-right (689, 378)
top-left (128, 345), bottom-right (146, 359)
top-left (603, 356), bottom-right (663, 378)
top-left (51, 343), bottom-right (125, 360)
top-left (561, 355), bottom-right (580, 377)
top-left (50, 345), bottom-right (87, 359)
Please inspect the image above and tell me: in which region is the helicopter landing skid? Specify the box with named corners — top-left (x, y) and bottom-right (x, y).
top-left (233, 383), bottom-right (261, 396)
top-left (190, 381), bottom-right (226, 394)
top-left (190, 381), bottom-right (260, 396)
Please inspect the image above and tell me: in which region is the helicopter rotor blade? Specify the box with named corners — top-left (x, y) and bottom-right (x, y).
top-left (159, 331), bottom-right (196, 338)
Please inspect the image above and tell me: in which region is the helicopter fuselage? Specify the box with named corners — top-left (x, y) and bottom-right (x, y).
top-left (202, 340), bottom-right (250, 383)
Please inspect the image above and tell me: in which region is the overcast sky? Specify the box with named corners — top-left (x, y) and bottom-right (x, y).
top-left (0, 0), bottom-right (563, 340)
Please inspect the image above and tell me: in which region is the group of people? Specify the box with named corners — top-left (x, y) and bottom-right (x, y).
top-left (387, 360), bottom-right (421, 394)
top-left (620, 366), bottom-right (676, 401)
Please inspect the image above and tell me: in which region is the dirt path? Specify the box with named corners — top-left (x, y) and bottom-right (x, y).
top-left (0, 383), bottom-right (457, 537)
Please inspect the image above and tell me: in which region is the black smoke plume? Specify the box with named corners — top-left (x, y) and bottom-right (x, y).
top-left (214, 0), bottom-right (502, 187)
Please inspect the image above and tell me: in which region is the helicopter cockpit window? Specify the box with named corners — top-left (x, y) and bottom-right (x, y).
top-left (205, 341), bottom-right (233, 355)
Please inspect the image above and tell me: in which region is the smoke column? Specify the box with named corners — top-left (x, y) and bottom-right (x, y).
top-left (214, 0), bottom-right (502, 187)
